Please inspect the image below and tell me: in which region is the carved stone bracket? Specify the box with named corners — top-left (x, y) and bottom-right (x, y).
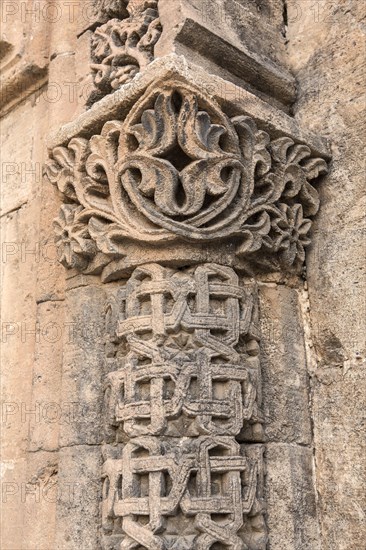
top-left (46, 78), bottom-right (328, 281)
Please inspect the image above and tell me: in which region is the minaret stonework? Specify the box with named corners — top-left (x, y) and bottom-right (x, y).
top-left (44, 2), bottom-right (331, 548)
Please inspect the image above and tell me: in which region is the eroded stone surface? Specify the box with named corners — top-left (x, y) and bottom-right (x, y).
top-left (287, 2), bottom-right (366, 548)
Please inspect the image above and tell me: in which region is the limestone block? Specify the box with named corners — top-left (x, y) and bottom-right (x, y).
top-left (59, 285), bottom-right (107, 447)
top-left (259, 284), bottom-right (312, 445)
top-left (265, 443), bottom-right (320, 550)
top-left (28, 301), bottom-right (64, 452)
top-left (311, 366), bottom-right (366, 550)
top-left (156, 0), bottom-right (296, 108)
top-left (22, 451), bottom-right (58, 550)
top-left (1, 204), bottom-right (39, 459)
top-left (0, 87), bottom-right (64, 300)
top-left (55, 445), bottom-right (102, 550)
top-left (0, 457), bottom-right (28, 550)
top-left (1, 203), bottom-right (39, 550)
top-left (287, 3), bottom-right (366, 547)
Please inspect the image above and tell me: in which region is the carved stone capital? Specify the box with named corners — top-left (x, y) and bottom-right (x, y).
top-left (46, 72), bottom-right (329, 281)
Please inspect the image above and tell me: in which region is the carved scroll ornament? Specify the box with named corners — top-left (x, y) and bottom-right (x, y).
top-left (90, 0), bottom-right (161, 97)
top-left (46, 81), bottom-right (328, 278)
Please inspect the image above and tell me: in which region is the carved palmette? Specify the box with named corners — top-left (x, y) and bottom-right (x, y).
top-left (101, 264), bottom-right (266, 549)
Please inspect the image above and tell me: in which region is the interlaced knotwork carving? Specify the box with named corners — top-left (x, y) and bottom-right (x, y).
top-left (90, 0), bottom-right (161, 102)
top-left (43, 4), bottom-right (331, 544)
top-left (104, 263), bottom-right (262, 439)
top-left (101, 263), bottom-right (266, 549)
top-left (46, 81), bottom-right (328, 278)
top-left (102, 437), bottom-right (265, 550)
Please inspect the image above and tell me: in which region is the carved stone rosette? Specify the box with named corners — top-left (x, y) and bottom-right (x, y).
top-left (46, 58), bottom-right (329, 548)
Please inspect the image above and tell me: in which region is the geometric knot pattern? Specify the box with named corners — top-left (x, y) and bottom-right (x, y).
top-left (104, 263), bottom-right (262, 438)
top-left (101, 263), bottom-right (266, 549)
top-left (102, 437), bottom-right (265, 550)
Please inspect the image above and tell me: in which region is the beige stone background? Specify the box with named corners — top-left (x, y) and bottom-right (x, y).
top-left (1, 1), bottom-right (365, 549)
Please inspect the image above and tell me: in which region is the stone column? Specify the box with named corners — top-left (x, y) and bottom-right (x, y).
top-left (44, 2), bottom-right (330, 548)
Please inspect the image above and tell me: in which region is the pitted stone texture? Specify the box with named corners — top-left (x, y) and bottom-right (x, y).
top-left (156, 0), bottom-right (296, 108)
top-left (1, 203), bottom-right (39, 550)
top-left (55, 445), bottom-right (102, 550)
top-left (23, 452), bottom-right (58, 550)
top-left (265, 444), bottom-right (320, 550)
top-left (59, 285), bottom-right (107, 447)
top-left (28, 301), bottom-right (64, 453)
top-left (259, 285), bottom-right (312, 445)
top-left (287, 2), bottom-right (366, 548)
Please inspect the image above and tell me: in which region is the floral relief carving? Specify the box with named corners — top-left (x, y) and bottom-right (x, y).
top-left (46, 81), bottom-right (328, 277)
top-left (90, 0), bottom-right (161, 98)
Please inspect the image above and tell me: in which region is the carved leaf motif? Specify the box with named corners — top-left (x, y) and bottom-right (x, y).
top-left (270, 137), bottom-right (323, 217)
top-left (117, 86), bottom-right (250, 237)
top-left (129, 92), bottom-right (177, 154)
top-left (178, 95), bottom-right (234, 159)
top-left (45, 138), bottom-right (89, 202)
top-left (238, 212), bottom-right (272, 254)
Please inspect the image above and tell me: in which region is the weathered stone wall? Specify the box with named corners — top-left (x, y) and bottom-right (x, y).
top-left (286, 2), bottom-right (366, 548)
top-left (0, 1), bottom-right (364, 549)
